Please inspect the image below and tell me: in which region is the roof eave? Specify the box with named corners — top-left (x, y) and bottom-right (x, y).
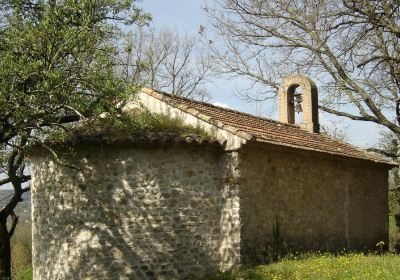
top-left (252, 137), bottom-right (398, 168)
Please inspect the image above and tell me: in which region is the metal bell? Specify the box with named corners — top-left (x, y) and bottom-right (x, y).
top-left (295, 103), bottom-right (303, 113)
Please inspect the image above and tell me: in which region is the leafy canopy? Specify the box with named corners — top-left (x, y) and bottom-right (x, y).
top-left (0, 0), bottom-right (150, 146)
top-left (0, 2), bottom-right (150, 277)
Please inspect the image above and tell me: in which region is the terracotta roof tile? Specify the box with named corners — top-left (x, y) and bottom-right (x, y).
top-left (141, 88), bottom-right (397, 167)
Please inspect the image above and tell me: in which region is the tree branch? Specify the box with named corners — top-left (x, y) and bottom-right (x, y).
top-left (319, 105), bottom-right (379, 122)
top-left (0, 175), bottom-right (31, 187)
top-left (7, 211), bottom-right (18, 238)
top-left (366, 148), bottom-right (397, 158)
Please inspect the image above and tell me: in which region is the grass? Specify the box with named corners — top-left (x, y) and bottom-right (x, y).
top-left (47, 109), bottom-right (209, 144)
top-left (15, 266), bottom-right (32, 280)
top-left (206, 253), bottom-right (400, 280)
top-left (11, 223), bottom-right (32, 280)
top-left (11, 255), bottom-right (400, 280)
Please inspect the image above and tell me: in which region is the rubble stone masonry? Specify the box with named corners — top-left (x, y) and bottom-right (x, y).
top-left (30, 144), bottom-right (240, 279)
top-left (30, 141), bottom-right (390, 279)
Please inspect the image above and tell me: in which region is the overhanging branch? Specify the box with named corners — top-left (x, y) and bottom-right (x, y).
top-left (319, 105), bottom-right (379, 122)
top-left (0, 175), bottom-right (31, 187)
top-left (366, 148), bottom-right (397, 158)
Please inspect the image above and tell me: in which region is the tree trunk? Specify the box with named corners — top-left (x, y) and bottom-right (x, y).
top-left (395, 146), bottom-right (400, 253)
top-left (0, 220), bottom-right (11, 280)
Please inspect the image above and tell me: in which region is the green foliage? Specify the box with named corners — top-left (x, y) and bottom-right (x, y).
top-left (205, 253), bottom-right (400, 280)
top-left (0, 1), bottom-right (151, 174)
top-left (375, 131), bottom-right (400, 252)
top-left (15, 266), bottom-right (32, 280)
top-left (0, 0), bottom-right (148, 144)
top-left (0, 1), bottom-right (150, 277)
top-left (12, 243), bottom-right (31, 280)
top-left (11, 223), bottom-right (32, 280)
top-left (49, 110), bottom-right (209, 143)
top-left (389, 190), bottom-right (398, 252)
top-left (126, 110), bottom-right (208, 137)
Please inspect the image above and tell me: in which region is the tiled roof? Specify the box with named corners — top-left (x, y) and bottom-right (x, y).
top-left (141, 88), bottom-right (397, 167)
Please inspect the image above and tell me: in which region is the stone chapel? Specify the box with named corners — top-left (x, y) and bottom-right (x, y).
top-left (29, 75), bottom-right (396, 279)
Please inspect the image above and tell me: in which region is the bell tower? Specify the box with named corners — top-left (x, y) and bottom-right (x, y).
top-left (278, 75), bottom-right (319, 133)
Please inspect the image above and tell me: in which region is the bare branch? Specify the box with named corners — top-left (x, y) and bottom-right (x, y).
top-left (206, 0), bottom-right (400, 135)
top-left (118, 28), bottom-right (214, 101)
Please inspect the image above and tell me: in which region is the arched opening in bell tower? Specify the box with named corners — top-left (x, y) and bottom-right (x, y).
top-left (287, 84), bottom-right (304, 125)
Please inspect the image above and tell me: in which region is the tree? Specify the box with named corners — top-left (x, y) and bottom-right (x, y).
top-left (320, 119), bottom-right (349, 141)
top-left (206, 0), bottom-right (400, 136)
top-left (369, 131), bottom-right (400, 250)
top-left (119, 28), bottom-right (214, 101)
top-left (0, 1), bottom-right (149, 278)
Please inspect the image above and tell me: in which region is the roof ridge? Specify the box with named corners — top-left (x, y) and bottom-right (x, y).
top-left (140, 87), bottom-right (254, 141)
top-left (141, 87), bottom-right (301, 129)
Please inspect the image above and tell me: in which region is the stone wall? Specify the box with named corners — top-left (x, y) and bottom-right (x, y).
top-left (238, 143), bottom-right (389, 265)
top-left (30, 139), bottom-right (391, 278)
top-left (30, 143), bottom-right (240, 279)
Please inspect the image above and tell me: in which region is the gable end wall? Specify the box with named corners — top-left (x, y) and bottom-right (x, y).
top-left (123, 91), bottom-right (246, 150)
top-left (30, 145), bottom-right (241, 279)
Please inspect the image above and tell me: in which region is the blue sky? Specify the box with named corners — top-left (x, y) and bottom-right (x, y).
top-left (138, 0), bottom-right (385, 147)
